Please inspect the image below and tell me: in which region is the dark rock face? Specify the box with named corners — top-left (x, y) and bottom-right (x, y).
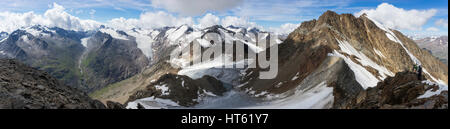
top-left (0, 59), bottom-right (106, 109)
top-left (340, 72), bottom-right (447, 109)
top-left (80, 31), bottom-right (149, 92)
top-left (408, 91), bottom-right (448, 109)
top-left (329, 62), bottom-right (365, 109)
top-left (127, 74), bottom-right (226, 107)
top-left (106, 101), bottom-right (125, 109)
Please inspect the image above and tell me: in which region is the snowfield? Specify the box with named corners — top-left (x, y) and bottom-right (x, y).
top-left (245, 82), bottom-right (333, 109)
top-left (418, 80), bottom-right (448, 99)
top-left (167, 25), bottom-right (190, 44)
top-left (126, 96), bottom-right (180, 109)
top-left (177, 55), bottom-right (253, 85)
top-left (80, 37), bottom-right (90, 48)
top-left (328, 38), bottom-right (394, 89)
top-left (99, 28), bottom-right (129, 40)
top-left (126, 81), bottom-right (334, 109)
top-left (125, 29), bottom-right (154, 59)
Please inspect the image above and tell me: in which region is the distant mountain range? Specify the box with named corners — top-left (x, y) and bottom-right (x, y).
top-left (414, 36), bottom-right (448, 65)
top-left (0, 24), bottom-right (282, 93)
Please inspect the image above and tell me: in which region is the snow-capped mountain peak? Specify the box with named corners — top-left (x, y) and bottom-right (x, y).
top-left (19, 25), bottom-right (56, 38)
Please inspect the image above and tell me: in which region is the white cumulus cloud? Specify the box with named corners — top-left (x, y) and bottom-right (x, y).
top-left (196, 13), bottom-right (220, 29)
top-left (107, 11), bottom-right (194, 30)
top-left (89, 9), bottom-right (96, 18)
top-left (0, 3), bottom-right (100, 33)
top-left (194, 13), bottom-right (298, 33)
top-left (435, 19), bottom-right (448, 28)
top-left (194, 13), bottom-right (269, 30)
top-left (221, 16), bottom-right (261, 29)
top-left (355, 3), bottom-right (437, 31)
top-left (150, 0), bottom-right (243, 16)
top-left (426, 27), bottom-right (439, 32)
top-left (269, 23), bottom-right (300, 35)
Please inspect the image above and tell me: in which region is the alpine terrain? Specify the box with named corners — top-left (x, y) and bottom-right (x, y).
top-left (0, 11), bottom-right (448, 109)
top-left (94, 11), bottom-right (448, 109)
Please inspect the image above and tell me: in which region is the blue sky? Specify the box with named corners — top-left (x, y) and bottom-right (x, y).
top-left (0, 0), bottom-right (448, 36)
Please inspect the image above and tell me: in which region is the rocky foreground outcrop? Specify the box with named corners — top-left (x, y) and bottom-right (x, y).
top-left (0, 59), bottom-right (115, 109)
top-left (336, 71), bottom-right (448, 109)
top-left (127, 74), bottom-right (227, 107)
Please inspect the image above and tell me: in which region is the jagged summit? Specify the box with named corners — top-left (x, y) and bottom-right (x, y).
top-left (317, 10), bottom-right (341, 22)
top-left (291, 11), bottom-right (447, 82)
top-left (238, 10), bottom-right (447, 108)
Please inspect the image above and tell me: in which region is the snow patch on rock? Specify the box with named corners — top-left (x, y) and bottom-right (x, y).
top-left (336, 39), bottom-right (394, 79)
top-left (291, 72), bottom-right (299, 81)
top-left (418, 80), bottom-right (448, 99)
top-left (329, 50), bottom-right (380, 89)
top-left (100, 28), bottom-right (128, 40)
top-left (155, 84), bottom-right (170, 96)
top-left (178, 55), bottom-right (252, 85)
top-left (374, 48), bottom-right (385, 58)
